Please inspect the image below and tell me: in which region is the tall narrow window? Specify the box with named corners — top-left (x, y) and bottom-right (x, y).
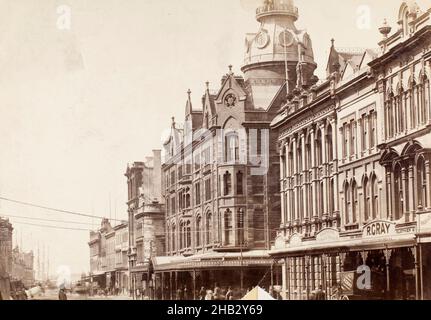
top-left (371, 175), bottom-right (379, 219)
top-left (185, 187), bottom-right (191, 208)
top-left (344, 182), bottom-right (350, 225)
top-left (319, 181), bottom-right (324, 216)
top-left (352, 181), bottom-right (358, 224)
top-left (394, 164), bottom-right (404, 220)
top-left (236, 171), bottom-right (244, 195)
top-left (205, 213), bottom-right (212, 245)
top-left (297, 139), bottom-right (303, 173)
top-left (350, 121), bottom-right (356, 157)
top-left (329, 179), bottom-right (335, 214)
top-left (370, 111), bottom-right (376, 148)
top-left (224, 171), bottom-right (232, 196)
top-left (316, 130), bottom-right (323, 166)
top-left (288, 148), bottom-right (294, 176)
top-left (205, 178), bottom-right (211, 201)
top-left (424, 75), bottom-right (430, 123)
top-left (327, 125), bottom-right (333, 162)
top-left (361, 116), bottom-right (368, 152)
top-left (196, 216), bottom-right (202, 247)
top-left (306, 135), bottom-right (312, 170)
top-left (237, 209), bottom-right (244, 246)
top-left (186, 221), bottom-right (192, 248)
top-left (225, 133), bottom-right (239, 162)
top-left (224, 210), bottom-right (233, 246)
top-left (172, 224), bottom-right (176, 252)
top-left (363, 177), bottom-right (370, 222)
top-left (195, 183), bottom-right (201, 206)
top-left (417, 157), bottom-right (428, 209)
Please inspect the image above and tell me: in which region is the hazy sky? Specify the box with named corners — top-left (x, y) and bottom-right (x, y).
top-left (0, 0), bottom-right (428, 276)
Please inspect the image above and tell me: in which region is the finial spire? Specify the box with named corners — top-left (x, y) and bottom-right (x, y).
top-left (205, 81), bottom-right (209, 90)
top-left (171, 117), bottom-right (176, 128)
top-left (187, 89), bottom-right (191, 98)
top-left (331, 38), bottom-right (335, 47)
top-left (228, 65), bottom-right (234, 75)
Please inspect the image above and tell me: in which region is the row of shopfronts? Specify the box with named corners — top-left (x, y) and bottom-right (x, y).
top-left (271, 214), bottom-right (431, 300)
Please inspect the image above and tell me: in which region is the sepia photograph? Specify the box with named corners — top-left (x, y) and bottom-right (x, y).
top-left (0, 0), bottom-right (431, 306)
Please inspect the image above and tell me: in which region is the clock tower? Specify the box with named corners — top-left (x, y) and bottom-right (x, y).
top-left (242, 0), bottom-right (317, 95)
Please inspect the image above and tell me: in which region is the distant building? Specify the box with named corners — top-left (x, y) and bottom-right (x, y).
top-left (0, 217), bottom-right (13, 277)
top-left (11, 247), bottom-right (35, 288)
top-left (125, 150), bottom-right (165, 299)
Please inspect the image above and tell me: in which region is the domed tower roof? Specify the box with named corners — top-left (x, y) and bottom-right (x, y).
top-left (242, 0), bottom-right (317, 96)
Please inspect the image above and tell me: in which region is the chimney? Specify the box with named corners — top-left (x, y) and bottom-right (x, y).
top-left (152, 150), bottom-right (162, 203)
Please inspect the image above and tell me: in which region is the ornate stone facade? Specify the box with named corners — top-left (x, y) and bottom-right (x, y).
top-left (270, 1), bottom-right (431, 300)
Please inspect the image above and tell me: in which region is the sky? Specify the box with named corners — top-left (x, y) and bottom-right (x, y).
top-left (0, 0), bottom-right (429, 277)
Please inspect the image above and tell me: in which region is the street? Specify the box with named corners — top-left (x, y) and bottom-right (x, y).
top-left (29, 289), bottom-right (132, 301)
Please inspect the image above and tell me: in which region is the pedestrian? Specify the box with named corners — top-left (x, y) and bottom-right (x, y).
top-left (183, 286), bottom-right (188, 300)
top-left (205, 290), bottom-right (214, 300)
top-left (213, 283), bottom-right (221, 300)
top-left (199, 286), bottom-right (206, 300)
top-left (315, 285), bottom-right (326, 300)
top-left (225, 286), bottom-right (233, 300)
top-left (176, 286), bottom-right (183, 300)
top-left (59, 288), bottom-right (67, 301)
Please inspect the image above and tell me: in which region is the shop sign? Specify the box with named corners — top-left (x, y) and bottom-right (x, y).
top-left (362, 220), bottom-right (396, 238)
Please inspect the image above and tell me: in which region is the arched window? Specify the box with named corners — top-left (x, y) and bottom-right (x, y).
top-left (386, 91), bottom-right (395, 137)
top-left (224, 209), bottom-right (233, 246)
top-left (344, 182), bottom-right (351, 224)
top-left (316, 129), bottom-right (323, 166)
top-left (205, 212), bottom-right (212, 245)
top-left (297, 137), bottom-right (303, 173)
top-left (306, 134), bottom-right (312, 170)
top-left (352, 181), bottom-right (358, 224)
top-left (237, 209), bottom-right (244, 245)
top-left (196, 216), bottom-right (202, 247)
top-left (417, 156), bottom-right (428, 210)
top-left (225, 133), bottom-right (239, 162)
top-left (327, 124), bottom-right (334, 162)
top-left (236, 171), bottom-right (244, 195)
top-left (371, 175), bottom-right (379, 219)
top-left (224, 171), bottom-right (232, 196)
top-left (397, 87), bottom-right (404, 133)
top-left (394, 163), bottom-right (404, 220)
top-left (185, 187), bottom-right (191, 208)
top-left (288, 146), bottom-right (294, 176)
top-left (363, 177), bottom-right (370, 222)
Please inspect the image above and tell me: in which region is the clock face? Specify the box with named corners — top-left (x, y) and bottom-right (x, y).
top-left (255, 30), bottom-right (270, 49)
top-left (279, 30), bottom-right (294, 48)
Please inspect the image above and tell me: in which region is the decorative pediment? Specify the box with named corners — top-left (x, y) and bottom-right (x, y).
top-left (288, 233), bottom-right (302, 247)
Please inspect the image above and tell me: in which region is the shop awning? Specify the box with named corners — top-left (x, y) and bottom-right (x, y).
top-left (269, 233), bottom-right (416, 256)
top-left (152, 250), bottom-right (273, 272)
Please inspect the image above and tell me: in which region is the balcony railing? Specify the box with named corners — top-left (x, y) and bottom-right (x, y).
top-left (256, 4), bottom-right (298, 18)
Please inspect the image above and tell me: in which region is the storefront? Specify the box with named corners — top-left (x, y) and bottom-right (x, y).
top-left (270, 218), bottom-right (431, 300)
top-left (153, 251), bottom-right (280, 300)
